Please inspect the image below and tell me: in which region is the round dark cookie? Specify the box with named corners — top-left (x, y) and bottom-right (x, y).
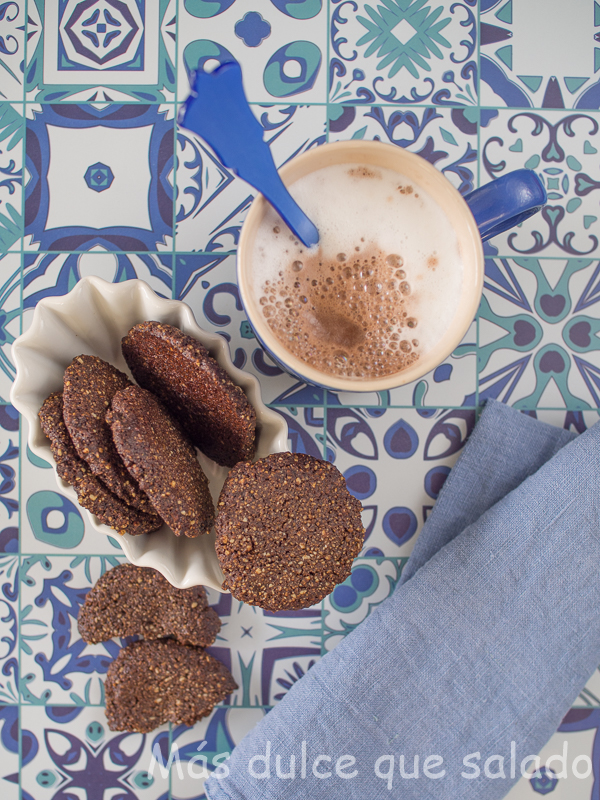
top-left (39, 392), bottom-right (162, 536)
top-left (215, 452), bottom-right (365, 611)
top-left (105, 639), bottom-right (237, 732)
top-left (62, 355), bottom-right (152, 511)
top-left (78, 563), bottom-right (220, 646)
top-left (107, 385), bottom-right (215, 538)
top-left (121, 321), bottom-right (256, 467)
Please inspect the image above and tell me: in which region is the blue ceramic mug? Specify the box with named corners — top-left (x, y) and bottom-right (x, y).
top-left (237, 140), bottom-right (546, 392)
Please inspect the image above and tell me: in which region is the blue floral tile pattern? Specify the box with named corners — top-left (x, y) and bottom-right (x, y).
top-left (326, 407), bottom-right (472, 556)
top-left (330, 0), bottom-right (477, 106)
top-left (480, 109), bottom-right (600, 258)
top-left (479, 257), bottom-right (600, 409)
top-left (0, 1), bottom-right (599, 797)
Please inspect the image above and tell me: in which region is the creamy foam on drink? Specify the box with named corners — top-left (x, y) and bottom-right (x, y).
top-left (250, 163), bottom-right (464, 379)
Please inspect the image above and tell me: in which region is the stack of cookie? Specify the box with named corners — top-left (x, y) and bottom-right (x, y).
top-left (78, 563), bottom-right (237, 733)
top-left (39, 321), bottom-right (366, 612)
top-left (39, 321), bottom-right (257, 539)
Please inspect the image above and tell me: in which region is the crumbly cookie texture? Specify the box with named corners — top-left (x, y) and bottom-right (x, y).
top-left (62, 354), bottom-right (152, 512)
top-left (39, 392), bottom-right (162, 536)
top-left (122, 321), bottom-right (256, 467)
top-left (107, 385), bottom-right (215, 538)
top-left (215, 452), bottom-right (365, 611)
top-left (78, 563), bottom-right (220, 646)
top-left (105, 639), bottom-right (237, 732)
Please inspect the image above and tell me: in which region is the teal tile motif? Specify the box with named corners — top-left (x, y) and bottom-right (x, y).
top-left (1, 0), bottom-right (600, 798)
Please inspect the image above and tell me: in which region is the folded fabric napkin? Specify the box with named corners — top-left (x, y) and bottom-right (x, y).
top-left (206, 399), bottom-right (599, 800)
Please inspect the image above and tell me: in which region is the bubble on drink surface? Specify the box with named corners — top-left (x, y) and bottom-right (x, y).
top-left (386, 254), bottom-right (403, 268)
top-left (300, 295), bottom-right (308, 304)
top-left (333, 351), bottom-right (349, 368)
top-left (284, 297), bottom-right (293, 308)
top-left (407, 317), bottom-right (418, 328)
top-left (273, 226), bottom-right (280, 234)
top-left (400, 340), bottom-right (412, 352)
top-left (400, 282), bottom-right (411, 295)
top-left (259, 296), bottom-right (268, 306)
top-left (412, 339), bottom-right (419, 347)
top-left (292, 261), bottom-right (303, 272)
top-left (263, 306), bottom-right (274, 318)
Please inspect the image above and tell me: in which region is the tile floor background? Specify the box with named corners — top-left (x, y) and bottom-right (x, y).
top-left (1, 0), bottom-right (600, 798)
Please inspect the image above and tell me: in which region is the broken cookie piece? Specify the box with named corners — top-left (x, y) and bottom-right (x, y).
top-left (39, 392), bottom-right (162, 536)
top-left (105, 639), bottom-right (237, 732)
top-left (78, 563), bottom-right (220, 646)
top-left (107, 385), bottom-right (215, 537)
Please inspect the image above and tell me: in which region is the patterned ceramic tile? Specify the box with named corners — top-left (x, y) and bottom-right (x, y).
top-left (325, 406), bottom-right (473, 557)
top-left (20, 704), bottom-right (170, 800)
top-left (24, 0), bottom-right (177, 104)
top-left (0, 1), bottom-right (26, 103)
top-left (0, 102), bottom-right (24, 253)
top-left (0, 705), bottom-right (19, 799)
top-left (480, 0), bottom-right (600, 111)
top-left (0, 554), bottom-right (19, 705)
top-left (479, 256), bottom-right (600, 409)
top-left (19, 417), bottom-right (123, 556)
top-left (19, 555), bottom-right (124, 704)
top-left (23, 103), bottom-right (176, 253)
top-left (322, 556), bottom-right (403, 652)
top-left (177, 0), bottom-right (328, 105)
top-left (21, 251), bottom-right (172, 333)
top-left (480, 109), bottom-right (600, 259)
top-left (169, 707), bottom-right (267, 800)
top-left (0, 257), bottom-right (21, 402)
top-left (206, 589), bottom-right (321, 707)
top-left (329, 0), bottom-right (477, 106)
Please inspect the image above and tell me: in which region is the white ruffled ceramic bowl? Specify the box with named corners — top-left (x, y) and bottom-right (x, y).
top-left (10, 276), bottom-right (288, 590)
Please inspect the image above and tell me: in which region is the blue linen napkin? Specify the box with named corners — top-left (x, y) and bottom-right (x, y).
top-left (206, 399), bottom-right (598, 800)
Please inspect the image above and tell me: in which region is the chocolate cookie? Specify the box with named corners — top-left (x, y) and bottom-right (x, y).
top-left (39, 392), bottom-right (162, 536)
top-left (78, 564), bottom-right (220, 646)
top-left (62, 355), bottom-right (151, 512)
top-left (107, 385), bottom-right (215, 538)
top-left (122, 321), bottom-right (256, 467)
top-left (105, 639), bottom-right (237, 732)
top-left (215, 452), bottom-right (365, 611)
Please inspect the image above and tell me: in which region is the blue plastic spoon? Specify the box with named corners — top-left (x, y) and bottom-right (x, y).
top-left (179, 60), bottom-right (320, 249)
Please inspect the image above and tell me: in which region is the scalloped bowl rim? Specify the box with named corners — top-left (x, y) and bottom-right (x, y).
top-left (10, 276), bottom-right (289, 590)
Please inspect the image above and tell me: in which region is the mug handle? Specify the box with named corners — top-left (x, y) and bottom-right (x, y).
top-left (463, 169), bottom-right (547, 242)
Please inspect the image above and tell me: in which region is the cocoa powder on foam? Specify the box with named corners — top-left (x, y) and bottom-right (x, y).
top-left (258, 244), bottom-right (420, 379)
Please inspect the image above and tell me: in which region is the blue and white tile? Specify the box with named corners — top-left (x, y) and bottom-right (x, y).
top-left (174, 252), bottom-right (328, 405)
top-left (480, 109), bottom-right (600, 259)
top-left (0, 254), bottom-right (21, 400)
top-left (329, 0), bottom-right (477, 106)
top-left (325, 406), bottom-right (473, 557)
top-left (20, 705), bottom-right (169, 800)
top-left (24, 0), bottom-right (177, 104)
top-left (206, 589), bottom-right (321, 707)
top-left (175, 104), bottom-right (326, 253)
top-left (480, 0), bottom-right (600, 111)
top-left (22, 250), bottom-right (172, 333)
top-left (0, 705), bottom-right (19, 799)
top-left (177, 0), bottom-right (328, 104)
top-left (19, 554), bottom-right (125, 705)
top-left (328, 104), bottom-right (478, 195)
top-left (24, 103), bottom-right (175, 252)
top-left (20, 418), bottom-right (123, 556)
top-left (0, 554), bottom-right (19, 706)
top-left (322, 556), bottom-right (402, 652)
top-left (170, 707), bottom-right (268, 800)
top-left (0, 1), bottom-right (25, 102)
top-left (479, 257), bottom-right (600, 409)
top-left (0, 102), bottom-right (24, 253)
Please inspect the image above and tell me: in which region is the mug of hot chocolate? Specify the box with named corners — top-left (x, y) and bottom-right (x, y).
top-left (236, 140), bottom-right (545, 392)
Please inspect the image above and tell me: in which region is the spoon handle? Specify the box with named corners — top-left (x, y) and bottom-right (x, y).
top-left (179, 61), bottom-right (319, 248)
